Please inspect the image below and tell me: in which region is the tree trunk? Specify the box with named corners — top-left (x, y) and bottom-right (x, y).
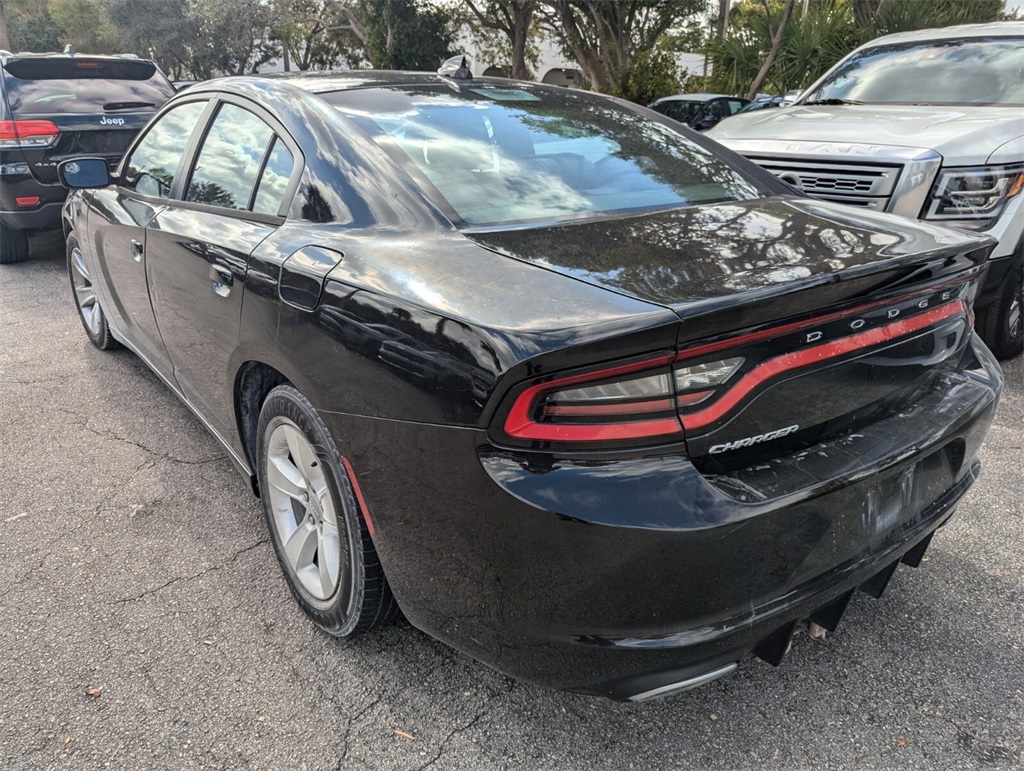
top-left (745, 0), bottom-right (796, 100)
top-left (0, 0), bottom-right (11, 52)
top-left (510, 2), bottom-right (533, 80)
top-left (717, 0), bottom-right (731, 39)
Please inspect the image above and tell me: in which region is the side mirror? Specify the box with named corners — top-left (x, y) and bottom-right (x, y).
top-left (694, 117), bottom-right (719, 131)
top-left (58, 158), bottom-right (111, 189)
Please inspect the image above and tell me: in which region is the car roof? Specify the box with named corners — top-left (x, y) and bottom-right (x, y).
top-left (856, 20), bottom-right (1024, 50)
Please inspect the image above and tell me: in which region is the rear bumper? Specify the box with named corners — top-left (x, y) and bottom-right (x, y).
top-left (0, 200), bottom-right (65, 231)
top-left (0, 164), bottom-right (66, 231)
top-left (319, 335), bottom-right (1002, 699)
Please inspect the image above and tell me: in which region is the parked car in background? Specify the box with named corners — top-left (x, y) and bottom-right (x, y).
top-left (734, 95), bottom-right (785, 115)
top-left (58, 67), bottom-right (1002, 700)
top-left (647, 93), bottom-right (750, 131)
top-left (0, 49), bottom-right (174, 263)
top-left (710, 22), bottom-right (1024, 358)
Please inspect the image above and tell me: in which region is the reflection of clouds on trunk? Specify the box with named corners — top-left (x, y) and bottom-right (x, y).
top-left (470, 197), bottom-right (985, 305)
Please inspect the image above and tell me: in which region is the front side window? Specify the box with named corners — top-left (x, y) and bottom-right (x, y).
top-left (122, 100), bottom-right (208, 198)
top-left (186, 103), bottom-right (275, 210)
top-left (326, 86), bottom-right (763, 227)
top-left (804, 37), bottom-right (1024, 105)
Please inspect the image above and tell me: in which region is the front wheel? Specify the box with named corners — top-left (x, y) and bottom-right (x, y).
top-left (978, 259), bottom-right (1022, 360)
top-left (256, 385), bottom-right (397, 637)
top-left (67, 234), bottom-right (118, 350)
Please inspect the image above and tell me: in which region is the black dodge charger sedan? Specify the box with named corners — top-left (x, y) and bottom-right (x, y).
top-left (58, 64), bottom-right (1003, 701)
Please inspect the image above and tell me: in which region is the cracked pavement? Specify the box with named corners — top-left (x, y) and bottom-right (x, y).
top-left (1, 233), bottom-right (1022, 769)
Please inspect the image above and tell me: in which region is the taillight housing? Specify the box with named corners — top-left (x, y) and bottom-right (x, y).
top-left (494, 278), bottom-right (975, 452)
top-left (498, 352), bottom-right (751, 450)
top-left (0, 120), bottom-right (60, 149)
top-left (501, 354), bottom-right (684, 447)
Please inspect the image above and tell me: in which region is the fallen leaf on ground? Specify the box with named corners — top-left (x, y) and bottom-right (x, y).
top-left (84, 688), bottom-right (102, 698)
top-left (897, 738), bottom-right (908, 746)
top-left (203, 640), bottom-right (213, 645)
top-left (394, 730), bottom-right (416, 740)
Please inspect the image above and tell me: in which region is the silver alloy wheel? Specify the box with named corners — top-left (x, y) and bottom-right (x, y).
top-left (70, 245), bottom-right (102, 336)
top-left (1008, 286), bottom-right (1021, 340)
top-left (265, 420), bottom-right (341, 600)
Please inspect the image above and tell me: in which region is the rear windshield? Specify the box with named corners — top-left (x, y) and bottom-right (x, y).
top-left (804, 37), bottom-right (1024, 105)
top-left (324, 85), bottom-right (764, 227)
top-left (2, 58), bottom-right (174, 115)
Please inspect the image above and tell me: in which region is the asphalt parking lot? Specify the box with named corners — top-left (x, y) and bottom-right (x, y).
top-left (1, 232), bottom-right (1021, 769)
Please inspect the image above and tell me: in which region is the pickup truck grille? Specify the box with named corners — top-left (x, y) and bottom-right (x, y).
top-left (746, 157), bottom-right (904, 212)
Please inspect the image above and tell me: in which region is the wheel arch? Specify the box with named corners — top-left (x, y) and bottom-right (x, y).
top-left (234, 360), bottom-right (290, 495)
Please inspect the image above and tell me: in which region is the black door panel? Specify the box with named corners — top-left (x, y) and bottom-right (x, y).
top-left (87, 188), bottom-right (172, 378)
top-left (146, 207), bottom-right (275, 438)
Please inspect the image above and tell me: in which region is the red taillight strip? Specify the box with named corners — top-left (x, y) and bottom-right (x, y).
top-left (340, 455), bottom-right (376, 537)
top-left (676, 277), bottom-right (973, 362)
top-left (0, 119), bottom-right (60, 142)
top-left (680, 300), bottom-right (967, 431)
top-left (503, 353), bottom-right (677, 441)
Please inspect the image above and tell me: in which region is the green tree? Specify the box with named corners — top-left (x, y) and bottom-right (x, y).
top-left (359, 0), bottom-right (457, 70)
top-left (539, 0), bottom-right (705, 96)
top-left (462, 0), bottom-right (537, 79)
top-left (4, 0), bottom-right (61, 51)
top-left (186, 0), bottom-right (280, 76)
top-left (273, 0), bottom-right (362, 70)
top-left (49, 0), bottom-right (113, 53)
top-left (101, 0), bottom-right (196, 77)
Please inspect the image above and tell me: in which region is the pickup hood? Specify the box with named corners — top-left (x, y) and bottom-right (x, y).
top-left (709, 105), bottom-right (1023, 166)
top-left (468, 197), bottom-right (992, 325)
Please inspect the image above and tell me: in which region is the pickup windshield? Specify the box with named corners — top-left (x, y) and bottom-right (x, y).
top-left (324, 85), bottom-right (764, 227)
top-left (803, 37), bottom-right (1024, 106)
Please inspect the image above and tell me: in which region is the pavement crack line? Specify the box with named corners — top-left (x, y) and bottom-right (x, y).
top-left (58, 407), bottom-right (223, 465)
top-left (107, 538), bottom-right (269, 604)
top-left (417, 712), bottom-right (485, 770)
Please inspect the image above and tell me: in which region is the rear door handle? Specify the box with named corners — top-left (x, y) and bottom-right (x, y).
top-left (131, 239), bottom-right (143, 262)
top-left (210, 264), bottom-right (233, 298)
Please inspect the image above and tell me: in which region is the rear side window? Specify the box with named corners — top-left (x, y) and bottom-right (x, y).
top-left (252, 137), bottom-right (294, 216)
top-left (122, 100), bottom-right (208, 198)
top-left (1, 58), bottom-right (174, 116)
top-left (186, 103), bottom-right (277, 211)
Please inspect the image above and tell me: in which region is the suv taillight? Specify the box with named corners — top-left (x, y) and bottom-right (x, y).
top-left (0, 120), bottom-right (60, 149)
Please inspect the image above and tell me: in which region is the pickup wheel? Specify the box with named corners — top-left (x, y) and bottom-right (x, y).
top-left (257, 385), bottom-right (398, 637)
top-left (67, 233), bottom-right (118, 350)
top-left (978, 259), bottom-right (1022, 360)
top-left (0, 223), bottom-right (29, 264)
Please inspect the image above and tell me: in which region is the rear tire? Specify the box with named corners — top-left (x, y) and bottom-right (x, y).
top-left (257, 385), bottom-right (397, 637)
top-left (67, 233), bottom-right (118, 350)
top-left (978, 259), bottom-right (1022, 360)
top-left (0, 223), bottom-right (29, 264)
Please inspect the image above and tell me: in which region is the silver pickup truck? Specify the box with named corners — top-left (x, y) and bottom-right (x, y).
top-left (711, 22), bottom-right (1023, 358)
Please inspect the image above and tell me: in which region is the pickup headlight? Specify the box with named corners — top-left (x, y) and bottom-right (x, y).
top-left (923, 164), bottom-right (1024, 229)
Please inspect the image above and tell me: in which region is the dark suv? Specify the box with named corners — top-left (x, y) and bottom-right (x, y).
top-left (0, 51), bottom-right (174, 262)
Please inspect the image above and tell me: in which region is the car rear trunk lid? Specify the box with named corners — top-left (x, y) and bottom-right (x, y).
top-left (475, 197), bottom-right (994, 468)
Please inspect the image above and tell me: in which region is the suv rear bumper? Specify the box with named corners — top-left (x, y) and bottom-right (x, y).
top-left (0, 200), bottom-right (65, 231)
top-left (319, 334), bottom-right (1002, 699)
